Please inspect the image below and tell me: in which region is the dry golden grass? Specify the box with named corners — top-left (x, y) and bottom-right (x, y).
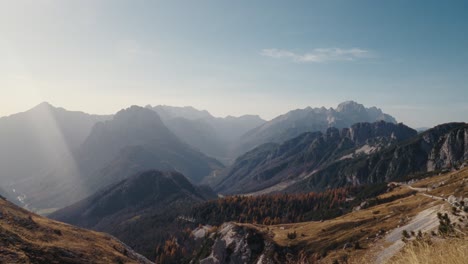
top-left (0, 198), bottom-right (151, 263)
top-left (377, 185), bottom-right (415, 199)
top-left (243, 188), bottom-right (440, 263)
top-left (271, 193), bottom-right (437, 248)
top-left (241, 167), bottom-right (468, 263)
top-left (412, 167), bottom-right (468, 198)
top-left (387, 238), bottom-right (468, 264)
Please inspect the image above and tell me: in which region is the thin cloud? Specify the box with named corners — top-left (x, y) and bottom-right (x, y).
top-left (260, 48), bottom-right (373, 63)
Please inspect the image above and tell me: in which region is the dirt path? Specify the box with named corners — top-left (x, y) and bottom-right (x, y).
top-left (372, 184), bottom-right (449, 263)
top-left (406, 185), bottom-right (446, 200)
top-left (374, 205), bottom-right (443, 263)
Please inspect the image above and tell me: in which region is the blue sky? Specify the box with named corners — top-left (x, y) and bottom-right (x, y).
top-left (0, 0), bottom-right (467, 127)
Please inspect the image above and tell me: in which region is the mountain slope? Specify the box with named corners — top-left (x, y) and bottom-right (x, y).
top-left (151, 105), bottom-right (265, 141)
top-left (236, 101), bottom-right (396, 156)
top-left (161, 117), bottom-right (227, 161)
top-left (190, 167), bottom-right (468, 264)
top-left (77, 106), bottom-right (222, 184)
top-left (286, 122), bottom-right (468, 193)
top-left (51, 170), bottom-right (211, 228)
top-left (0, 102), bottom-right (109, 188)
top-left (16, 106), bottom-right (223, 210)
top-left (0, 196), bottom-right (152, 264)
top-left (0, 186), bottom-right (13, 201)
top-left (51, 170), bottom-right (215, 259)
top-left (150, 105), bottom-right (266, 162)
top-left (214, 121), bottom-right (416, 194)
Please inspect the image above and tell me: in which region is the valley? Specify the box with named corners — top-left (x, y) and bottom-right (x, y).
top-left (2, 2), bottom-right (467, 263)
top-left (0, 102), bottom-right (466, 264)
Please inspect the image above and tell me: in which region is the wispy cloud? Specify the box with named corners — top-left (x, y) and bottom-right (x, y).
top-left (260, 48), bottom-right (373, 63)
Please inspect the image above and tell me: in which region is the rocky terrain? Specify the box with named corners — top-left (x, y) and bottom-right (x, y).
top-left (193, 167), bottom-right (468, 263)
top-left (213, 121), bottom-right (417, 194)
top-left (286, 122), bottom-right (468, 193)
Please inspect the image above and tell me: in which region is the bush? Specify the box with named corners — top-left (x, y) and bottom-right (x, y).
top-left (287, 231), bottom-right (297, 240)
top-left (438, 213), bottom-right (454, 235)
top-left (402, 230), bottom-right (411, 239)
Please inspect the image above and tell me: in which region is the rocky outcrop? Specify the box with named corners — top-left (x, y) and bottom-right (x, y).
top-left (427, 125), bottom-right (468, 171)
top-left (342, 121), bottom-right (416, 145)
top-left (198, 223), bottom-right (278, 264)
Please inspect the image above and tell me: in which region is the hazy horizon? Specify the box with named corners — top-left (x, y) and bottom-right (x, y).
top-left (2, 100), bottom-right (465, 130)
top-left (1, 1), bottom-right (467, 128)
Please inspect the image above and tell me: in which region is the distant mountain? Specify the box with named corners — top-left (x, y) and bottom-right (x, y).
top-left (285, 122), bottom-right (468, 193)
top-left (151, 105), bottom-right (213, 121)
top-left (213, 121), bottom-right (417, 194)
top-left (15, 106), bottom-right (223, 210)
top-left (235, 101), bottom-right (396, 156)
top-left (161, 117), bottom-right (227, 161)
top-left (0, 186), bottom-right (13, 201)
top-left (0, 196), bottom-right (152, 264)
top-left (150, 105), bottom-right (266, 162)
top-left (51, 170), bottom-right (215, 259)
top-left (416, 127), bottom-right (430, 133)
top-left (0, 102), bottom-right (110, 188)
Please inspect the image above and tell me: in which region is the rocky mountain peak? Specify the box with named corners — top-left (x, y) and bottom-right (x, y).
top-left (343, 121), bottom-right (417, 145)
top-left (114, 105), bottom-right (162, 123)
top-left (336, 100), bottom-right (366, 113)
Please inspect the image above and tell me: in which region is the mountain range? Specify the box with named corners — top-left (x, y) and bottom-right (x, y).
top-left (149, 105), bottom-right (266, 163)
top-left (212, 121), bottom-right (417, 194)
top-left (0, 100), bottom-right (399, 211)
top-left (285, 122), bottom-right (468, 193)
top-left (14, 106), bottom-right (222, 211)
top-left (234, 101), bottom-right (397, 157)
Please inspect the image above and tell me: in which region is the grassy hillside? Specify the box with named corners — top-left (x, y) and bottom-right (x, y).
top-left (190, 167), bottom-right (467, 263)
top-left (0, 197), bottom-right (151, 264)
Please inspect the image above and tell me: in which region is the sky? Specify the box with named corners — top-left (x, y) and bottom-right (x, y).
top-left (0, 0), bottom-right (467, 128)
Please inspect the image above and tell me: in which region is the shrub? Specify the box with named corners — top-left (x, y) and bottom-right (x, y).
top-left (402, 230), bottom-right (411, 239)
top-left (438, 213), bottom-right (454, 235)
top-left (287, 231), bottom-right (297, 240)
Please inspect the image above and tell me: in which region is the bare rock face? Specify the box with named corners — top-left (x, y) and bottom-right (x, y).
top-left (427, 126), bottom-right (468, 171)
top-left (199, 223), bottom-right (275, 264)
top-left (342, 121), bottom-right (417, 145)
